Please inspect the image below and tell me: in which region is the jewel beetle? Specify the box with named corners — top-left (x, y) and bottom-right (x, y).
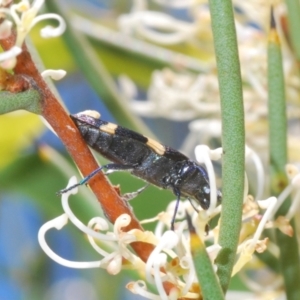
top-left (60, 110), bottom-right (221, 229)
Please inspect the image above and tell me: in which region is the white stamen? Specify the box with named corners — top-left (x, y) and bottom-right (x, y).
top-left (41, 69), bottom-right (67, 80)
top-left (8, 1), bottom-right (66, 46)
top-left (0, 19), bottom-right (12, 39)
top-left (180, 256), bottom-right (195, 296)
top-left (154, 215), bottom-right (167, 238)
top-left (127, 280), bottom-right (162, 300)
top-left (114, 214), bottom-right (132, 235)
top-left (153, 254), bottom-right (168, 300)
top-left (106, 254), bottom-right (122, 275)
top-left (270, 185), bottom-right (293, 219)
top-left (36, 13), bottom-right (66, 37)
top-left (146, 230), bottom-right (179, 284)
top-left (118, 11), bottom-right (196, 45)
top-left (245, 146), bottom-right (265, 200)
top-left (0, 45), bottom-right (21, 62)
top-left (61, 177), bottom-right (117, 241)
top-left (209, 147), bottom-right (223, 161)
top-left (38, 214), bottom-right (103, 268)
top-left (285, 164), bottom-right (299, 180)
top-left (207, 244), bottom-right (222, 261)
top-left (194, 145), bottom-right (218, 213)
top-left (87, 218), bottom-right (111, 257)
top-left (252, 197), bottom-right (277, 246)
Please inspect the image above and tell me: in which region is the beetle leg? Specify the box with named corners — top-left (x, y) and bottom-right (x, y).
top-left (58, 163), bottom-right (136, 195)
top-left (122, 184), bottom-right (150, 201)
top-left (171, 187), bottom-right (181, 231)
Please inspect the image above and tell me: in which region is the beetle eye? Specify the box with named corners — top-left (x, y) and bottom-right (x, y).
top-left (203, 185), bottom-right (210, 195)
top-left (201, 197), bottom-right (210, 210)
top-left (194, 185), bottom-right (211, 210)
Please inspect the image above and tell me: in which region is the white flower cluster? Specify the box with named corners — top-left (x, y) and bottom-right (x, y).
top-left (38, 143), bottom-right (300, 299)
top-left (0, 0), bottom-right (66, 69)
top-left (117, 0), bottom-right (300, 135)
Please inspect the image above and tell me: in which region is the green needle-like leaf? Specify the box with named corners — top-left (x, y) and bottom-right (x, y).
top-left (208, 0), bottom-right (245, 293)
top-left (187, 213), bottom-right (224, 300)
top-left (268, 9), bottom-right (300, 300)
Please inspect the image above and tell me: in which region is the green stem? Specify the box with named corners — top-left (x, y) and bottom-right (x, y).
top-left (268, 12), bottom-right (300, 300)
top-left (191, 234), bottom-right (224, 300)
top-left (186, 211), bottom-right (224, 299)
top-left (0, 89), bottom-right (42, 114)
top-left (208, 0), bottom-right (245, 293)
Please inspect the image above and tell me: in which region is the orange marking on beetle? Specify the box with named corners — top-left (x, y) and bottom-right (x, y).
top-left (146, 137), bottom-right (165, 155)
top-left (100, 123), bottom-right (118, 134)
